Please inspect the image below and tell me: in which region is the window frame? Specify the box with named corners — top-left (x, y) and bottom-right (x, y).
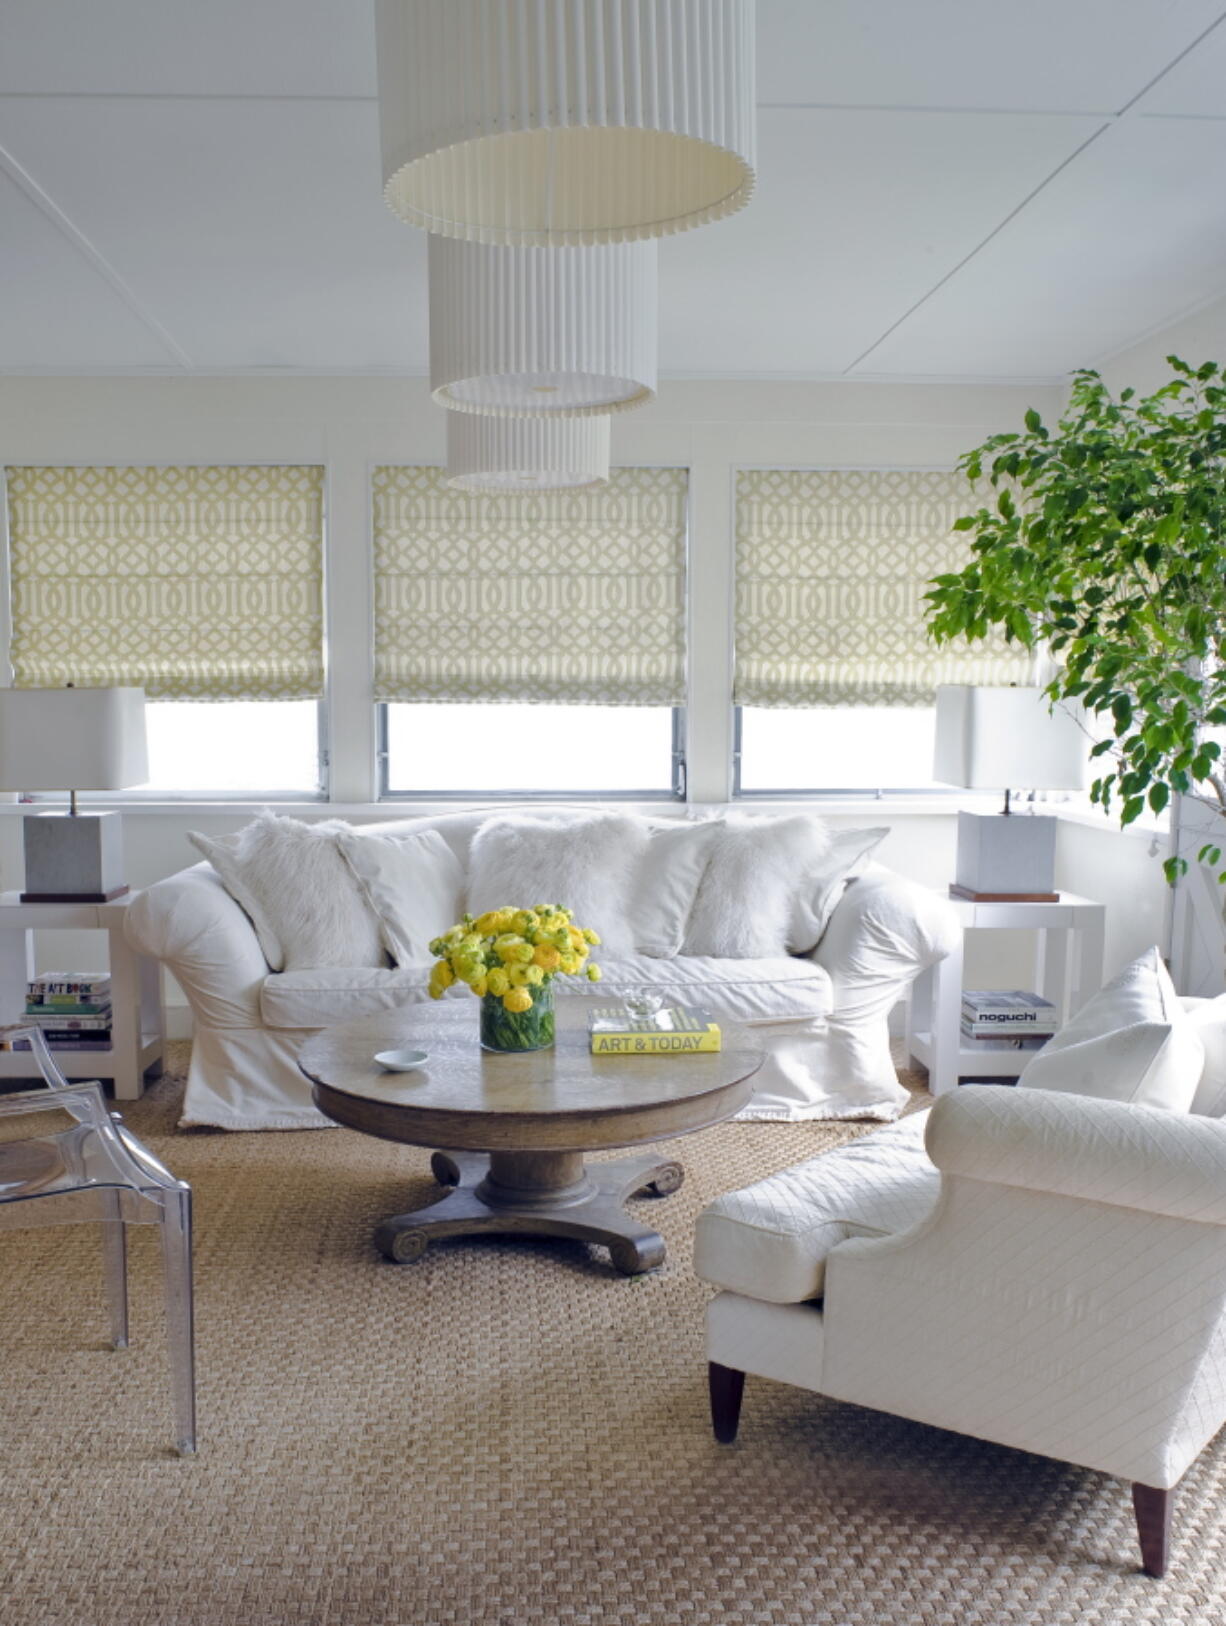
top-left (376, 703), bottom-right (687, 802)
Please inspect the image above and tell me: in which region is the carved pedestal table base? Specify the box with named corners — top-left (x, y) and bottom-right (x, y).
top-left (375, 1147), bottom-right (685, 1274)
top-left (299, 998), bottom-right (764, 1278)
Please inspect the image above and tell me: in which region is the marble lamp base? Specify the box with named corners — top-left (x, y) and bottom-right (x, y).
top-left (21, 811), bottom-right (129, 903)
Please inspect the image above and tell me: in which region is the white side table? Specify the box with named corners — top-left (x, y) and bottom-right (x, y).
top-left (906, 891), bottom-right (1106, 1097)
top-left (0, 891), bottom-right (165, 1101)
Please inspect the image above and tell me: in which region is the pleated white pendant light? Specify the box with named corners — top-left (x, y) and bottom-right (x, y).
top-left (376, 0), bottom-right (756, 246)
top-left (446, 414), bottom-right (610, 491)
top-left (430, 238), bottom-right (657, 416)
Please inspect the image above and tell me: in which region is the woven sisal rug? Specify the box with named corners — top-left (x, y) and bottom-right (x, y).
top-left (0, 1045), bottom-right (1223, 1626)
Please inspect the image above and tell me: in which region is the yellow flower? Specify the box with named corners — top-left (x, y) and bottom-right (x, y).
top-left (470, 974), bottom-right (488, 997)
top-left (431, 959), bottom-right (455, 989)
top-left (503, 987), bottom-right (533, 1013)
top-left (474, 911), bottom-right (503, 936)
top-left (532, 943), bottom-right (561, 972)
top-left (523, 964), bottom-right (544, 985)
top-left (582, 928), bottom-right (600, 946)
top-left (486, 967), bottom-right (510, 997)
top-left (559, 954), bottom-right (580, 976)
top-left (586, 964), bottom-right (602, 982)
top-left (508, 965), bottom-right (531, 987)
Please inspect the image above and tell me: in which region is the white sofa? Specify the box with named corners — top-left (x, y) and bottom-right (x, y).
top-left (694, 1083), bottom-right (1226, 1577)
top-left (125, 806), bottom-right (960, 1132)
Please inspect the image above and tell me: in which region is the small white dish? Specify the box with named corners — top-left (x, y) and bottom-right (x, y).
top-left (374, 1048), bottom-right (429, 1073)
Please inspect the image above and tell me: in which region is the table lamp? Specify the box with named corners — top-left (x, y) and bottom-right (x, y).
top-left (933, 685), bottom-right (1089, 902)
top-left (0, 688), bottom-right (149, 901)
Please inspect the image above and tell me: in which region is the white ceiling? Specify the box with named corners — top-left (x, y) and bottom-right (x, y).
top-left (1, 0), bottom-right (1224, 383)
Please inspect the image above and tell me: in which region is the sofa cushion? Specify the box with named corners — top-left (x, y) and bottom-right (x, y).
top-left (1183, 994), bottom-right (1226, 1117)
top-left (335, 826), bottom-right (463, 966)
top-left (693, 1113), bottom-right (937, 1304)
top-left (261, 966), bottom-right (435, 1028)
top-left (582, 953), bottom-right (833, 1025)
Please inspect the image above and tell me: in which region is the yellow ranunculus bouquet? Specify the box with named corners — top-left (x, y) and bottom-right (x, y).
top-left (427, 906), bottom-right (601, 1053)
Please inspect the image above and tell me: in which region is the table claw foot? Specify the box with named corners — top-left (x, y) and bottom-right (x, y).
top-left (375, 1219), bottom-right (431, 1263)
top-left (608, 1231), bottom-right (667, 1276)
top-left (642, 1160), bottom-right (683, 1198)
top-left (430, 1151), bottom-right (487, 1189)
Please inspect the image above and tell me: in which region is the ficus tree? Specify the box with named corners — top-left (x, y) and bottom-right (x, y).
top-left (924, 355), bottom-right (1226, 884)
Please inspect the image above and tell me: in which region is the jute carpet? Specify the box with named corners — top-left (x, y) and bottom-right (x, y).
top-left (2, 1047), bottom-right (1226, 1626)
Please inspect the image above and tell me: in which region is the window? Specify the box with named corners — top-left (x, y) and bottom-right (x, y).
top-left (736, 705), bottom-right (939, 794)
top-left (372, 466), bottom-right (688, 797)
top-left (733, 468), bottom-right (1032, 794)
top-left (381, 703), bottom-right (681, 796)
top-left (4, 465), bottom-right (327, 795)
top-left (140, 701), bottom-right (323, 796)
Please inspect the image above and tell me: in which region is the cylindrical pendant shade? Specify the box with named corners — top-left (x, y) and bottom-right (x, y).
top-left (376, 0), bottom-right (756, 246)
top-left (430, 239), bottom-right (657, 417)
top-left (446, 415), bottom-right (611, 492)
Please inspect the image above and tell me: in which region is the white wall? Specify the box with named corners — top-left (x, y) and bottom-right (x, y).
top-left (0, 374), bottom-right (1170, 1019)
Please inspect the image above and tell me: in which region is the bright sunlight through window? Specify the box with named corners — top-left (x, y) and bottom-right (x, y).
top-left (384, 704), bottom-right (677, 795)
top-left (738, 707), bottom-right (940, 793)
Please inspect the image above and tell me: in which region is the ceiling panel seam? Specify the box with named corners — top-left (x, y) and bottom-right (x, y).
top-left (840, 121), bottom-right (1113, 377)
top-left (0, 138), bottom-right (194, 371)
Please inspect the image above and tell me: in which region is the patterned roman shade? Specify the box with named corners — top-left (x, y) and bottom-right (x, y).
top-left (5, 465), bottom-right (325, 700)
top-left (734, 468), bottom-right (1032, 708)
top-left (372, 466), bottom-right (687, 706)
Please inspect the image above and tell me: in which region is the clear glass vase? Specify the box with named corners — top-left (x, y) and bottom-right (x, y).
top-left (479, 982), bottom-right (555, 1053)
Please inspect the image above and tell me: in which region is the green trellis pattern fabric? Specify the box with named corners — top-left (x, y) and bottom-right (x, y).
top-left (734, 468), bottom-right (1032, 708)
top-left (5, 465), bottom-right (325, 700)
top-left (372, 466), bottom-right (687, 706)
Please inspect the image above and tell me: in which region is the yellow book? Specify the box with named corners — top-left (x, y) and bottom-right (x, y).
top-left (589, 1004), bottom-right (721, 1057)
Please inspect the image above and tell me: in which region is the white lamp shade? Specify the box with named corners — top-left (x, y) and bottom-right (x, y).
top-left (430, 238), bottom-right (657, 416)
top-left (933, 686), bottom-right (1089, 791)
top-left (0, 688), bottom-right (148, 791)
top-left (446, 414), bottom-right (611, 492)
top-left (376, 0), bottom-right (756, 246)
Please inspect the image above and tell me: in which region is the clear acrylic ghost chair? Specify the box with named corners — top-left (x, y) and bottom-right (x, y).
top-left (0, 1028), bottom-right (195, 1453)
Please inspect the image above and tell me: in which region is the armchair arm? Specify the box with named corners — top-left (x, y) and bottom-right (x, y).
top-left (926, 1085), bottom-right (1226, 1227)
top-left (125, 862), bottom-right (267, 1029)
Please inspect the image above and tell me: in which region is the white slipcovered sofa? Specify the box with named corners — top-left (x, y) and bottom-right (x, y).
top-left (124, 805), bottom-right (959, 1132)
top-left (694, 958), bottom-right (1226, 1577)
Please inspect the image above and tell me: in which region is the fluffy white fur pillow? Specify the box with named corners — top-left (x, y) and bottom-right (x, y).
top-left (467, 813), bottom-right (650, 957)
top-left (1018, 946), bottom-right (1202, 1111)
top-left (335, 827), bottom-right (463, 966)
top-left (189, 812), bottom-right (386, 972)
top-left (683, 814), bottom-right (835, 960)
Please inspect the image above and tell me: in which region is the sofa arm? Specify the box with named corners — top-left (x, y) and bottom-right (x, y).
top-left (813, 864), bottom-right (960, 1016)
top-left (125, 862), bottom-right (267, 1029)
top-left (926, 1084), bottom-right (1226, 1226)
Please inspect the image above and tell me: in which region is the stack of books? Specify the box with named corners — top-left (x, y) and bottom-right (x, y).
top-left (25, 973), bottom-right (113, 1051)
top-left (960, 989), bottom-right (1058, 1051)
top-left (589, 1004), bottom-right (721, 1056)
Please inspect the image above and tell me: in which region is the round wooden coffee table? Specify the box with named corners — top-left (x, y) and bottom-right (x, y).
top-left (299, 997), bottom-right (764, 1275)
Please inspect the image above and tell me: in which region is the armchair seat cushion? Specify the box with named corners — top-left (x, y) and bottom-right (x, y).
top-left (693, 1111), bottom-right (938, 1304)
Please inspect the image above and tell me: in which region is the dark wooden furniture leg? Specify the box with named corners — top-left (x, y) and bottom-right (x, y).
top-left (709, 1361), bottom-right (746, 1444)
top-left (1133, 1481), bottom-right (1175, 1578)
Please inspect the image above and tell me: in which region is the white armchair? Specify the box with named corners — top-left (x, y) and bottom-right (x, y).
top-left (694, 1085), bottom-right (1226, 1577)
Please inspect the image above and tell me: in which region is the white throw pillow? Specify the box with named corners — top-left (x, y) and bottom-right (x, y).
top-left (683, 814), bottom-right (834, 960)
top-left (334, 827), bottom-right (463, 967)
top-left (1018, 946), bottom-right (1202, 1111)
top-left (632, 820), bottom-right (722, 957)
top-left (467, 812), bottom-right (650, 957)
top-left (1183, 994), bottom-right (1226, 1116)
top-left (792, 826), bottom-right (890, 954)
top-left (188, 812), bottom-right (386, 973)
